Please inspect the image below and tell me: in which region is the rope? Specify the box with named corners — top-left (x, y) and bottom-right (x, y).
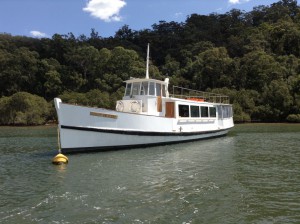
top-left (57, 126), bottom-right (61, 154)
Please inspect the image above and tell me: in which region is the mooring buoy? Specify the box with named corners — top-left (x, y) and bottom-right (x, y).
top-left (52, 127), bottom-right (68, 165)
top-left (52, 153), bottom-right (68, 165)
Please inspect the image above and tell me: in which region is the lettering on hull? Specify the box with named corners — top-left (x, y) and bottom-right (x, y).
top-left (90, 112), bottom-right (118, 119)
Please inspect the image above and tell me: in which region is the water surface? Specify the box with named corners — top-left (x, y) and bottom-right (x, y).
top-left (0, 124), bottom-right (300, 223)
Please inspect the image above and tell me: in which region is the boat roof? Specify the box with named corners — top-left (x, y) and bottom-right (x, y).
top-left (124, 78), bottom-right (167, 85)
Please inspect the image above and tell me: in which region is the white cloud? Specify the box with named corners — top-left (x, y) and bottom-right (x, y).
top-left (83, 0), bottom-right (126, 22)
top-left (228, 0), bottom-right (251, 4)
top-left (174, 12), bottom-right (183, 18)
top-left (30, 30), bottom-right (47, 38)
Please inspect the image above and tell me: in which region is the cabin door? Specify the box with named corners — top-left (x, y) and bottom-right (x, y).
top-left (157, 96), bottom-right (162, 112)
top-left (165, 102), bottom-right (175, 118)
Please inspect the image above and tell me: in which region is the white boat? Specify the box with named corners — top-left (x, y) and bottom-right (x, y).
top-left (54, 45), bottom-right (234, 153)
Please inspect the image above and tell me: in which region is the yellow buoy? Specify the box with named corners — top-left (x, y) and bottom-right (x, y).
top-left (52, 153), bottom-right (68, 165)
top-left (52, 127), bottom-right (68, 165)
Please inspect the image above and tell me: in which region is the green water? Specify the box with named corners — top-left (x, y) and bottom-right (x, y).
top-left (0, 124), bottom-right (300, 223)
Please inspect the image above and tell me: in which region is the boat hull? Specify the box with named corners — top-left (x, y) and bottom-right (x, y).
top-left (59, 125), bottom-right (230, 153)
top-left (54, 98), bottom-right (234, 154)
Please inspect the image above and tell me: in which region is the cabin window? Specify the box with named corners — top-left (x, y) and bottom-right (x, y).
top-left (162, 84), bottom-right (166, 97)
top-left (179, 105), bottom-right (189, 117)
top-left (156, 83), bottom-right (161, 96)
top-left (125, 83), bottom-right (132, 96)
top-left (149, 82), bottom-right (155, 95)
top-left (209, 107), bottom-right (217, 117)
top-left (222, 106), bottom-right (233, 118)
top-left (223, 106), bottom-right (228, 118)
top-left (217, 106), bottom-right (223, 119)
top-left (201, 106), bottom-right (209, 117)
top-left (140, 82), bottom-right (148, 95)
top-left (132, 82), bottom-right (140, 96)
top-left (191, 106), bottom-right (200, 117)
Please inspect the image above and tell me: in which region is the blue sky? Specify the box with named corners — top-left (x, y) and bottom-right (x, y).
top-left (0, 0), bottom-right (282, 38)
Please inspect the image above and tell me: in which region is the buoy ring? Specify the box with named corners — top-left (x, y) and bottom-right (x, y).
top-left (131, 101), bottom-right (141, 112)
top-left (116, 101), bottom-right (124, 112)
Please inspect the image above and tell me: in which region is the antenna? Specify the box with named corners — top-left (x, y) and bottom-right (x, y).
top-left (146, 43), bottom-right (150, 79)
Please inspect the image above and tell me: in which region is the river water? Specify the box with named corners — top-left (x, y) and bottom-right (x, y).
top-left (0, 124), bottom-right (300, 224)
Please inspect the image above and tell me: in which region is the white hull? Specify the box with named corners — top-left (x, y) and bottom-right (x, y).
top-left (55, 98), bottom-right (234, 153)
top-left (60, 125), bottom-right (229, 153)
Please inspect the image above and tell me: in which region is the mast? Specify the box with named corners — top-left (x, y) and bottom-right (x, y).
top-left (146, 43), bottom-right (150, 79)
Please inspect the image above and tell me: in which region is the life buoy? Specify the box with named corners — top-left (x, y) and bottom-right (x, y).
top-left (186, 98), bottom-right (204, 102)
top-left (116, 101), bottom-right (124, 112)
top-left (131, 101), bottom-right (141, 112)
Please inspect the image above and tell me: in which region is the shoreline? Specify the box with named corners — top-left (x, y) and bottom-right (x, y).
top-left (1, 122), bottom-right (300, 128)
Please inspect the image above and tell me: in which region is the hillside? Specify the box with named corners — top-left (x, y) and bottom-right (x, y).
top-left (0, 0), bottom-right (300, 124)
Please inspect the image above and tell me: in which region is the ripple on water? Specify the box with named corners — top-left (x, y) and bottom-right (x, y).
top-left (1, 125), bottom-right (300, 223)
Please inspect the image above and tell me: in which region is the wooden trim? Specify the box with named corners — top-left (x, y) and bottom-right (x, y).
top-left (90, 111), bottom-right (118, 119)
top-left (165, 102), bottom-right (175, 118)
top-left (157, 96), bottom-right (162, 112)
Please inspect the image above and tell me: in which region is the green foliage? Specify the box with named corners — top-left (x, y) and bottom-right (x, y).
top-left (65, 45), bottom-right (100, 81)
top-left (1, 0), bottom-right (300, 123)
top-left (44, 70), bottom-right (62, 98)
top-left (286, 114), bottom-right (300, 122)
top-left (0, 92), bottom-right (50, 125)
top-left (193, 47), bottom-right (234, 89)
top-left (263, 80), bottom-right (293, 116)
top-left (58, 91), bottom-right (88, 106)
top-left (59, 89), bottom-right (114, 109)
top-left (233, 103), bottom-right (251, 123)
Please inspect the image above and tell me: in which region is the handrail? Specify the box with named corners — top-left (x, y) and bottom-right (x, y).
top-left (170, 85), bottom-right (230, 104)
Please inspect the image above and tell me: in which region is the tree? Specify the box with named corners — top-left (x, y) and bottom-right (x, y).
top-left (161, 55), bottom-right (181, 77)
top-left (265, 18), bottom-right (300, 56)
top-left (256, 80), bottom-right (293, 121)
top-left (184, 14), bottom-right (222, 45)
top-left (249, 5), bottom-right (269, 26)
top-left (237, 50), bottom-right (284, 91)
top-left (0, 49), bottom-right (14, 96)
top-left (115, 25), bottom-right (136, 40)
top-left (265, 0), bottom-right (299, 22)
top-left (58, 89), bottom-right (112, 109)
top-left (65, 45), bottom-right (100, 90)
top-left (0, 92), bottom-right (50, 125)
top-left (0, 47), bottom-right (39, 96)
top-left (191, 47), bottom-right (234, 89)
top-left (95, 46), bottom-right (149, 92)
top-left (2, 0), bottom-right (300, 124)
top-left (88, 28), bottom-right (104, 49)
top-left (49, 34), bottom-right (75, 64)
top-left (44, 70), bottom-right (62, 99)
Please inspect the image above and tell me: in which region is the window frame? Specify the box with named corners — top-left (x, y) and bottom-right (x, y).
top-left (149, 82), bottom-right (155, 96)
top-left (209, 107), bottom-right (217, 118)
top-left (190, 105), bottom-right (200, 117)
top-left (140, 82), bottom-right (149, 95)
top-left (125, 83), bottom-right (132, 96)
top-left (178, 104), bottom-right (190, 117)
top-left (201, 106), bottom-right (209, 117)
top-left (132, 82), bottom-right (141, 96)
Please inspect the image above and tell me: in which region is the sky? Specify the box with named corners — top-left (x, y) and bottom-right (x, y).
top-left (0, 0), bottom-right (284, 39)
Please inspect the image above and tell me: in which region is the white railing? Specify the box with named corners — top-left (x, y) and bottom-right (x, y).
top-left (170, 86), bottom-right (230, 104)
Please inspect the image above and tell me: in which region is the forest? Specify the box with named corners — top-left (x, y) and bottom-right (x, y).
top-left (1, 0), bottom-right (300, 125)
